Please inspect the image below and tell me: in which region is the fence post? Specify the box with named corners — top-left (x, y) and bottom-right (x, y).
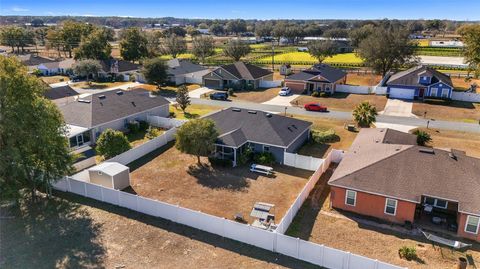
top-left (296, 238), bottom-right (300, 259)
top-left (344, 252), bottom-right (351, 269)
top-left (374, 260), bottom-right (379, 269)
top-left (100, 187), bottom-right (104, 202)
top-left (67, 177), bottom-right (72, 192)
top-left (320, 244), bottom-right (325, 267)
top-left (83, 182), bottom-right (87, 197)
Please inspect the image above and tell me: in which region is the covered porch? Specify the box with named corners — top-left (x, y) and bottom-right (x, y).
top-left (414, 195), bottom-right (459, 237)
top-left (305, 80), bottom-right (335, 94)
top-left (67, 124), bottom-right (92, 150)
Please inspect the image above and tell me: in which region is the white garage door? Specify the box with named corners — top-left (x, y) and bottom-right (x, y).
top-left (389, 88), bottom-right (415, 99)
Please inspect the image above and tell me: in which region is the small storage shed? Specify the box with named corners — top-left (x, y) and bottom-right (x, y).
top-left (88, 162), bottom-right (130, 190)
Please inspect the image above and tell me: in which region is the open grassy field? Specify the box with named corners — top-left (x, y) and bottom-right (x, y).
top-left (128, 144), bottom-right (312, 222)
top-left (256, 52), bottom-right (363, 65)
top-left (286, 165), bottom-right (480, 269)
top-left (1, 192), bottom-right (318, 269)
top-left (412, 100), bottom-right (480, 123)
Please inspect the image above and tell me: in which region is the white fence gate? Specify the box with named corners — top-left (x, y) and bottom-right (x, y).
top-left (284, 152), bottom-right (324, 171)
top-left (260, 80), bottom-right (282, 88)
top-left (147, 115), bottom-right (187, 129)
top-left (451, 91), bottom-right (480, 103)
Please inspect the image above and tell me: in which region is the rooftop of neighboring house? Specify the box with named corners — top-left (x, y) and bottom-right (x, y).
top-left (40, 58), bottom-right (75, 70)
top-left (329, 128), bottom-right (480, 215)
top-left (167, 58), bottom-right (208, 76)
top-left (286, 63), bottom-right (346, 83)
top-left (100, 58), bottom-right (141, 73)
top-left (213, 62), bottom-right (273, 80)
top-left (204, 107), bottom-right (312, 148)
top-left (44, 85), bottom-right (79, 100)
top-left (58, 88), bottom-right (169, 128)
top-left (386, 65), bottom-right (453, 87)
top-left (17, 54), bottom-right (56, 66)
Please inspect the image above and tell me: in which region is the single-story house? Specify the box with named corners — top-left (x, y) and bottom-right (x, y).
top-left (37, 58), bottom-right (75, 76)
top-left (167, 58), bottom-right (210, 85)
top-left (17, 54), bottom-right (57, 73)
top-left (202, 62), bottom-right (273, 90)
top-left (58, 88), bottom-right (170, 150)
top-left (284, 64), bottom-right (347, 94)
top-left (204, 107), bottom-right (312, 166)
top-left (328, 128), bottom-right (480, 242)
top-left (98, 58), bottom-right (141, 81)
top-left (384, 65), bottom-right (454, 100)
top-left (44, 85), bottom-right (79, 105)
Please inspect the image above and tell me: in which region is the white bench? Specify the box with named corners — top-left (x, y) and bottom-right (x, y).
top-left (250, 164), bottom-right (273, 175)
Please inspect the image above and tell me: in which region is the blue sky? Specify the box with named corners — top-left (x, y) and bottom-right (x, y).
top-left (1, 0), bottom-right (479, 20)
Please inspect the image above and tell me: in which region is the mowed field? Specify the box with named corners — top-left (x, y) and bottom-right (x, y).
top-left (257, 52), bottom-right (363, 64)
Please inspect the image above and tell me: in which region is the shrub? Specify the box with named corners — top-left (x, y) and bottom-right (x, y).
top-left (413, 129), bottom-right (432, 146)
top-left (208, 156), bottom-right (233, 167)
top-left (138, 120), bottom-right (149, 131)
top-left (146, 127), bottom-right (161, 139)
top-left (95, 129), bottom-right (131, 159)
top-left (169, 111), bottom-right (176, 118)
top-left (238, 147), bottom-right (253, 165)
top-left (116, 74), bottom-right (125, 81)
top-left (227, 88), bottom-right (235, 97)
top-left (319, 91), bottom-right (331, 97)
top-left (127, 122), bottom-right (140, 133)
top-left (59, 78), bottom-right (64, 82)
top-left (311, 129), bottom-right (337, 143)
top-left (311, 91), bottom-right (320, 97)
top-left (399, 246), bottom-right (417, 261)
top-left (253, 152), bottom-right (276, 165)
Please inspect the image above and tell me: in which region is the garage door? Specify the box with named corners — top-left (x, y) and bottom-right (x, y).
top-left (204, 79), bottom-right (221, 89)
top-left (389, 88), bottom-right (415, 99)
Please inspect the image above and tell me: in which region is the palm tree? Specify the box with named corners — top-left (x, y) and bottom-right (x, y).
top-left (413, 130), bottom-right (432, 146)
top-left (352, 101), bottom-right (378, 127)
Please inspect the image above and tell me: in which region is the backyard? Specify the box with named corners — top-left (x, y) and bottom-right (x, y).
top-left (286, 165), bottom-right (480, 269)
top-left (346, 73), bottom-right (382, 86)
top-left (0, 192), bottom-right (318, 269)
top-left (292, 93), bottom-right (388, 112)
top-left (412, 99), bottom-right (480, 123)
top-left (451, 77), bottom-right (480, 91)
top-left (127, 144), bottom-right (312, 222)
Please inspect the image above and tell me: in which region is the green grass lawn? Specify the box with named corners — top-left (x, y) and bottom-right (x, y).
top-left (159, 53), bottom-right (195, 60)
top-left (255, 52), bottom-right (363, 65)
top-left (170, 104), bottom-right (221, 120)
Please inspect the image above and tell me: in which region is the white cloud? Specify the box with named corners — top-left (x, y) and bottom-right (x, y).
top-left (11, 6), bottom-right (29, 12)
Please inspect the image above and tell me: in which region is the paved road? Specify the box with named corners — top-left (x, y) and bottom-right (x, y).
top-left (191, 98), bottom-right (480, 133)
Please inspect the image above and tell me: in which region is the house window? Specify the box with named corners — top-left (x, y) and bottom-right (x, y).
top-left (424, 197), bottom-right (448, 209)
top-left (465, 215), bottom-right (480, 234)
top-left (345, 190), bottom-right (356, 206)
top-left (430, 88), bottom-right (438, 97)
top-left (384, 198), bottom-right (398, 215)
top-left (441, 88), bottom-right (449, 98)
top-left (263, 145), bottom-right (270, 152)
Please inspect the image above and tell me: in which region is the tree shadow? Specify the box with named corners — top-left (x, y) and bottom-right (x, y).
top-left (421, 99), bottom-right (476, 109)
top-left (186, 163), bottom-right (251, 191)
top-left (0, 195), bottom-right (105, 269)
top-left (183, 112), bottom-right (200, 119)
top-left (155, 88), bottom-right (177, 97)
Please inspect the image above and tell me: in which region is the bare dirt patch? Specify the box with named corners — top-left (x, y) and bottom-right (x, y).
top-left (287, 165), bottom-right (480, 269)
top-left (231, 87), bottom-right (281, 103)
top-left (346, 73), bottom-right (382, 86)
top-left (128, 144), bottom-right (312, 222)
top-left (412, 100), bottom-right (480, 123)
top-left (451, 77), bottom-right (480, 91)
top-left (416, 128), bottom-right (480, 158)
top-left (292, 93), bottom-right (387, 112)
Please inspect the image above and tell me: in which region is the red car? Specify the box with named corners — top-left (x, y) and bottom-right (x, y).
top-left (304, 102), bottom-right (327, 112)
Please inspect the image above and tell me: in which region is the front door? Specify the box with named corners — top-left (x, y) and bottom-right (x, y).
top-left (419, 88), bottom-right (425, 98)
top-left (77, 135), bottom-right (84, 147)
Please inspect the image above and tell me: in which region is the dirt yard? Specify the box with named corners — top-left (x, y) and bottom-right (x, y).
top-left (412, 100), bottom-right (480, 123)
top-left (292, 93), bottom-right (387, 112)
top-left (417, 128), bottom-right (480, 158)
top-left (40, 75), bottom-right (70, 84)
top-left (346, 73), bottom-right (382, 86)
top-left (451, 77), bottom-right (480, 91)
top-left (1, 192), bottom-right (318, 269)
top-left (128, 144), bottom-right (312, 222)
top-left (230, 87), bottom-right (281, 103)
top-left (287, 166), bottom-right (480, 269)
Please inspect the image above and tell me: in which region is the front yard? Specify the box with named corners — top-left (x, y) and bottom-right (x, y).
top-left (287, 165), bottom-right (480, 269)
top-left (412, 99), bottom-right (480, 123)
top-left (170, 104), bottom-right (221, 120)
top-left (128, 144), bottom-right (312, 222)
top-left (292, 92), bottom-right (387, 112)
top-left (230, 87), bottom-right (281, 103)
top-left (40, 75), bottom-right (70, 84)
top-left (70, 81), bottom-right (130, 90)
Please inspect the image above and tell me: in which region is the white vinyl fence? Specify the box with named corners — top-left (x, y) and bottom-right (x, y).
top-left (373, 86), bottom-right (388, 95)
top-left (53, 174), bottom-right (404, 269)
top-left (336, 85), bottom-right (371, 94)
top-left (451, 91), bottom-right (480, 103)
top-left (284, 152), bottom-right (324, 171)
top-left (277, 150), bottom-right (345, 234)
top-left (260, 80), bottom-right (282, 88)
top-left (108, 127), bottom-right (177, 165)
top-left (147, 115), bottom-right (187, 129)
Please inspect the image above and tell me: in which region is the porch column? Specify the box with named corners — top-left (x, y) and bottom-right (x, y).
top-left (233, 148), bottom-right (237, 167)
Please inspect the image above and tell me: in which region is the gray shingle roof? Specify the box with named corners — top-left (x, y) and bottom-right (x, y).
top-left (204, 108), bottom-right (312, 148)
top-left (59, 88), bottom-right (169, 128)
top-left (329, 128), bottom-right (480, 215)
top-left (218, 62), bottom-right (272, 80)
top-left (286, 64), bottom-right (346, 83)
top-left (167, 59), bottom-right (207, 75)
top-left (44, 85), bottom-right (79, 100)
top-left (100, 59), bottom-right (140, 73)
top-left (386, 65), bottom-right (453, 87)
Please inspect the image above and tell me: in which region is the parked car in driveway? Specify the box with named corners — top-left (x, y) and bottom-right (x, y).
top-left (278, 87), bottom-right (291, 96)
top-left (210, 92), bottom-right (229, 101)
top-left (304, 102), bottom-right (327, 112)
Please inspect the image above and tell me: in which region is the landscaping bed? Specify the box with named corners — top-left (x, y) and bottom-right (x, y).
top-left (291, 93), bottom-right (387, 112)
top-left (128, 145), bottom-right (312, 222)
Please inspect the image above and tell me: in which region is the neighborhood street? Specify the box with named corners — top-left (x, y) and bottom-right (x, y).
top-left (190, 97), bottom-right (480, 133)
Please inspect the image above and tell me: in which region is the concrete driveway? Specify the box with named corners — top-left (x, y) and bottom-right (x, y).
top-left (380, 99), bottom-right (417, 118)
top-left (188, 87), bottom-right (213, 98)
top-left (262, 94), bottom-right (300, 107)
